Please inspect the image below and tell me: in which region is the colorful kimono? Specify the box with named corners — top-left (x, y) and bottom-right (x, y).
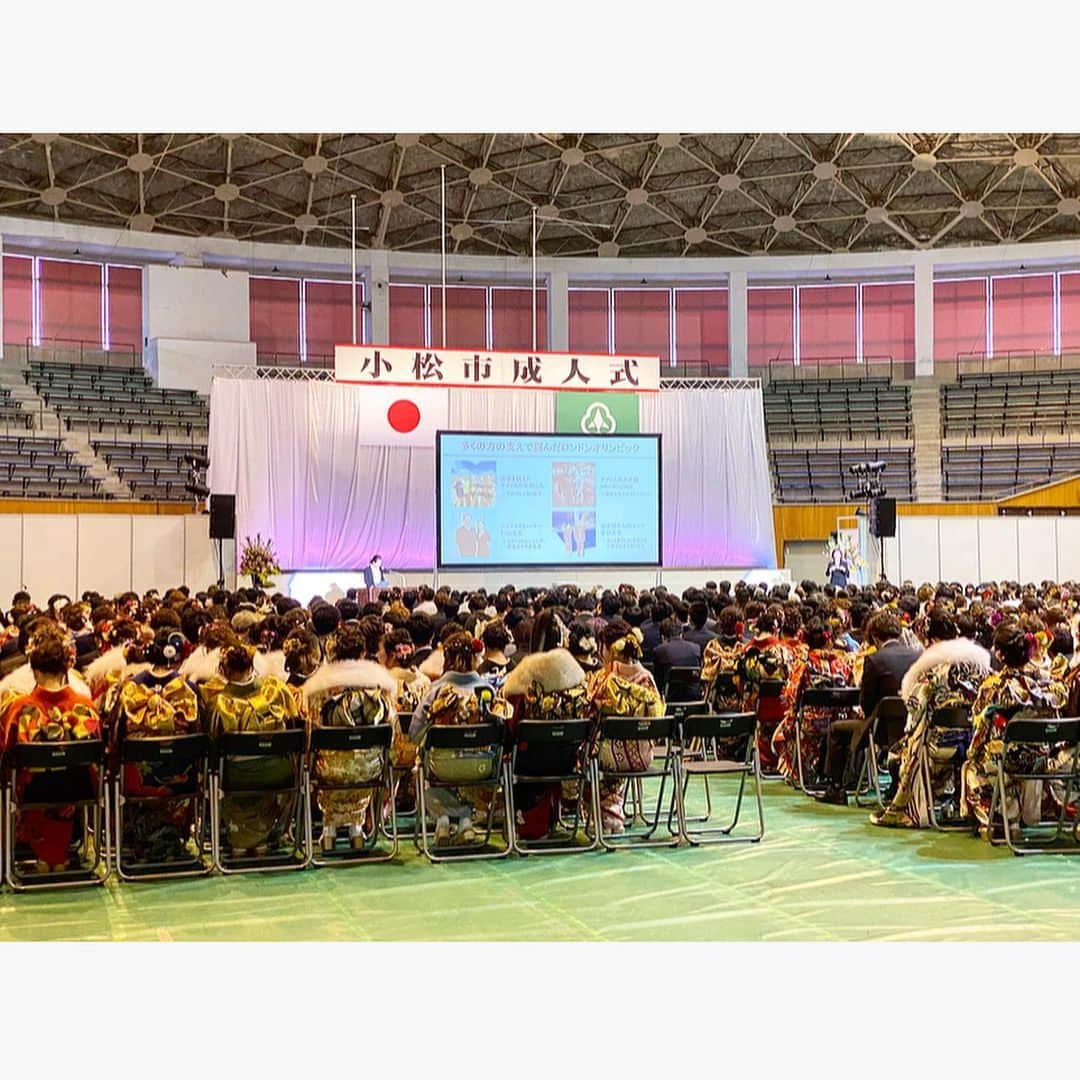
top-left (208, 675), bottom-right (300, 852)
top-left (115, 670), bottom-right (201, 861)
top-left (773, 648), bottom-right (854, 784)
top-left (701, 635), bottom-right (743, 710)
top-left (301, 659), bottom-right (399, 835)
top-left (585, 662), bottom-right (664, 831)
top-left (738, 636), bottom-right (794, 773)
top-left (962, 665), bottom-right (1069, 831)
top-left (2, 684), bottom-right (101, 869)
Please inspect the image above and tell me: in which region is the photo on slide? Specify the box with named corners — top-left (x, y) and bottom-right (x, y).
top-left (551, 461), bottom-right (596, 508)
top-left (451, 460), bottom-right (496, 508)
top-left (552, 510), bottom-right (596, 557)
top-left (453, 513), bottom-right (491, 559)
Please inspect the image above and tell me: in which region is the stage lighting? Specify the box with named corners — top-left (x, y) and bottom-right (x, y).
top-left (183, 453), bottom-right (210, 469)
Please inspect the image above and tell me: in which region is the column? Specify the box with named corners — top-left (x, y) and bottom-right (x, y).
top-left (914, 259), bottom-right (934, 377)
top-left (548, 268), bottom-right (568, 352)
top-left (369, 249), bottom-right (390, 344)
top-left (728, 270), bottom-right (748, 376)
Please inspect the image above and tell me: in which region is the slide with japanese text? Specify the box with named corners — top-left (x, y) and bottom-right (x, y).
top-left (436, 432), bottom-right (661, 568)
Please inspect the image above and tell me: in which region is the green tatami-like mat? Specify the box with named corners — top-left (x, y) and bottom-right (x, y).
top-left (4, 784), bottom-right (1080, 942)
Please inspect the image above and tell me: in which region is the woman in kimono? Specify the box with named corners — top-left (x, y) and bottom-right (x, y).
top-left (301, 621), bottom-right (398, 852)
top-left (701, 606), bottom-right (745, 711)
top-left (871, 607), bottom-right (991, 829)
top-left (1, 630), bottom-right (102, 874)
top-left (568, 622), bottom-right (601, 675)
top-left (113, 628), bottom-right (202, 862)
top-left (206, 643), bottom-right (301, 858)
top-left (737, 604), bottom-right (795, 774)
top-left (585, 623), bottom-right (664, 835)
top-left (502, 609), bottom-right (590, 839)
top-left (380, 626), bottom-right (429, 813)
top-left (282, 627), bottom-right (321, 713)
top-left (408, 632), bottom-right (511, 847)
top-left (773, 617), bottom-right (854, 786)
top-left (476, 621), bottom-right (512, 690)
top-left (962, 621), bottom-right (1069, 837)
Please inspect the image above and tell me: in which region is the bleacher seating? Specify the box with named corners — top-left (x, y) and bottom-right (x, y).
top-left (0, 387), bottom-right (33, 430)
top-left (764, 376), bottom-right (911, 441)
top-left (941, 370), bottom-right (1080, 438)
top-left (0, 434), bottom-right (106, 499)
top-left (92, 439), bottom-right (207, 502)
top-left (770, 447), bottom-right (915, 503)
top-left (941, 443), bottom-right (1080, 500)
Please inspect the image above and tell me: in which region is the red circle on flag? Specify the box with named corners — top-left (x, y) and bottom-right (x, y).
top-left (387, 399), bottom-right (421, 433)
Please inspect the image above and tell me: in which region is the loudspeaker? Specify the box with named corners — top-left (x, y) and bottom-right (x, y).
top-left (209, 494), bottom-right (236, 540)
top-left (870, 496), bottom-right (896, 538)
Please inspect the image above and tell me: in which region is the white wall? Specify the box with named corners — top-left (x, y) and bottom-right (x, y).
top-left (0, 514), bottom-right (228, 602)
top-left (143, 265), bottom-right (251, 343)
top-left (145, 338), bottom-right (256, 395)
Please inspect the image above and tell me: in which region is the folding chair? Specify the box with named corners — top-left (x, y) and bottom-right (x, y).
top-left (382, 711), bottom-right (418, 845)
top-left (989, 715), bottom-right (1080, 855)
top-left (755, 679), bottom-right (787, 780)
top-left (113, 732), bottom-right (211, 881)
top-left (673, 711), bottom-right (764, 845)
top-left (506, 719), bottom-right (596, 855)
top-left (794, 687), bottom-right (861, 796)
top-left (852, 696), bottom-right (908, 809)
top-left (416, 723), bottom-right (511, 862)
top-left (924, 705), bottom-right (974, 831)
top-left (3, 739), bottom-right (109, 890)
top-left (209, 729), bottom-right (307, 874)
top-left (666, 665), bottom-right (703, 704)
top-left (591, 714), bottom-right (678, 851)
top-left (306, 724), bottom-right (397, 866)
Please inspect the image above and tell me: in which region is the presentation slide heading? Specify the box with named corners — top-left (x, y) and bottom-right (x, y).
top-left (336, 345), bottom-right (661, 392)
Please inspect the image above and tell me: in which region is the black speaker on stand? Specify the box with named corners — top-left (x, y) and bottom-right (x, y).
top-left (209, 494), bottom-right (235, 588)
top-left (870, 497), bottom-right (896, 539)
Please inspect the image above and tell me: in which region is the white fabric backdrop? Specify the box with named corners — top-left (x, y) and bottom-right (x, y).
top-left (210, 379), bottom-right (776, 570)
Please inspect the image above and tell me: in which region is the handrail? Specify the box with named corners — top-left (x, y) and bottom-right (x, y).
top-left (26, 336), bottom-right (140, 369)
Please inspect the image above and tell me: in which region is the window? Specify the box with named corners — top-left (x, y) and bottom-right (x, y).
top-left (747, 286), bottom-right (795, 367)
top-left (305, 279), bottom-right (360, 362)
top-left (429, 285), bottom-right (488, 349)
top-left (249, 276), bottom-right (301, 357)
top-left (568, 288), bottom-right (611, 354)
top-left (2, 254), bottom-right (33, 346)
top-left (1060, 272), bottom-right (1080, 353)
top-left (990, 274), bottom-right (1054, 355)
top-left (798, 284), bottom-right (857, 363)
top-left (491, 287), bottom-right (548, 351)
top-left (39, 258), bottom-right (103, 345)
top-left (861, 282), bottom-right (914, 363)
top-left (105, 265), bottom-right (142, 351)
top-left (674, 288), bottom-right (728, 373)
top-left (614, 288), bottom-right (671, 363)
top-left (933, 278), bottom-right (987, 361)
top-left (388, 284), bottom-right (426, 346)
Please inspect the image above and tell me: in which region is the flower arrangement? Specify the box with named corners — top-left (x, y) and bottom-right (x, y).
top-left (238, 533), bottom-right (282, 588)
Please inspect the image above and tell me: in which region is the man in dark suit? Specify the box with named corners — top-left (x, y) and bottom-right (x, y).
top-left (682, 600), bottom-right (717, 651)
top-left (639, 600), bottom-right (672, 660)
top-left (816, 609), bottom-right (923, 805)
top-left (653, 617), bottom-right (702, 700)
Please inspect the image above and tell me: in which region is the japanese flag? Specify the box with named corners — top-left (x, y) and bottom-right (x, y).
top-left (348, 384), bottom-right (449, 448)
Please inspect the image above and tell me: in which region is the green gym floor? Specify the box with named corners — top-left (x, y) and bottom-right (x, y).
top-left (3, 783), bottom-right (1080, 942)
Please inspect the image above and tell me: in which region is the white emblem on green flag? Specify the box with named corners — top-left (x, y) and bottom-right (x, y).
top-left (556, 392), bottom-right (640, 434)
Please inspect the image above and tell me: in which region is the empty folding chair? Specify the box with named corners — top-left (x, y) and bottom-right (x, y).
top-left (3, 738), bottom-right (109, 890)
top-left (591, 714), bottom-right (678, 851)
top-left (209, 729), bottom-right (308, 874)
top-left (113, 732), bottom-right (211, 880)
top-left (306, 724), bottom-right (397, 865)
top-left (666, 665), bottom-right (704, 704)
top-left (416, 722), bottom-right (511, 862)
top-left (988, 715), bottom-right (1080, 855)
top-left (924, 705), bottom-right (974, 831)
top-left (852, 697), bottom-right (908, 809)
top-left (506, 719), bottom-right (596, 855)
top-left (794, 687), bottom-right (861, 796)
top-left (674, 711), bottom-right (763, 845)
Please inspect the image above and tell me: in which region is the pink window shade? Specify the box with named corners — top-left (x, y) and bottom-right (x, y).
top-left (1060, 273), bottom-right (1080, 353)
top-left (106, 265), bottom-right (142, 352)
top-left (39, 258), bottom-right (103, 346)
top-left (933, 278), bottom-right (987, 361)
top-left (613, 288), bottom-right (670, 363)
top-left (798, 284), bottom-right (857, 363)
top-left (747, 287), bottom-right (794, 367)
top-left (2, 255), bottom-right (33, 345)
top-left (249, 277), bottom-right (301, 357)
top-left (674, 288), bottom-right (728, 373)
top-left (991, 274), bottom-right (1054, 355)
top-left (429, 286), bottom-right (488, 349)
top-left (388, 284), bottom-right (426, 346)
top-left (490, 288), bottom-right (548, 351)
top-left (861, 282), bottom-right (914, 362)
top-left (305, 280), bottom-right (360, 361)
top-left (568, 289), bottom-right (610, 354)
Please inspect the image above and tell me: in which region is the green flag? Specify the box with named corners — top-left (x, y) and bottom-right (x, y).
top-left (555, 392), bottom-right (640, 434)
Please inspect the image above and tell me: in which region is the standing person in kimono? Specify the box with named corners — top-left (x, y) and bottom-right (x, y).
top-left (585, 624), bottom-right (664, 835)
top-left (962, 621), bottom-right (1069, 837)
top-left (772, 617), bottom-right (854, 786)
top-left (113, 628), bottom-right (202, 862)
top-left (301, 621), bottom-right (399, 852)
top-left (1, 630), bottom-right (102, 873)
top-left (206, 643), bottom-right (301, 858)
top-left (871, 607), bottom-right (991, 829)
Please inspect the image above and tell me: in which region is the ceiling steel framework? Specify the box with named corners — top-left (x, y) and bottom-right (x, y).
top-left (3, 133), bottom-right (1080, 258)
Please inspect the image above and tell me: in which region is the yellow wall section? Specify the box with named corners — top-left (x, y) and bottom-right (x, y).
top-left (0, 499), bottom-right (191, 515)
top-left (998, 474), bottom-right (1080, 509)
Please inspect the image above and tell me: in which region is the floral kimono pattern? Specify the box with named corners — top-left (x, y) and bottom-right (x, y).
top-left (773, 649), bottom-right (854, 784)
top-left (209, 676), bottom-right (300, 852)
top-left (738, 637), bottom-right (794, 773)
top-left (962, 666), bottom-right (1069, 831)
top-left (872, 661), bottom-right (985, 829)
top-left (116, 674), bottom-right (201, 860)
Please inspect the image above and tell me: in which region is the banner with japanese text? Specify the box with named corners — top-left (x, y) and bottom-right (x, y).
top-left (335, 345), bottom-right (660, 393)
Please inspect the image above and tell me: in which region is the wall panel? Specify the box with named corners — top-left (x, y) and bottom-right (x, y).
top-left (1017, 517), bottom-right (1057, 583)
top-left (77, 516), bottom-right (133, 598)
top-left (22, 515), bottom-right (78, 601)
top-left (1056, 518), bottom-right (1080, 580)
top-left (131, 517), bottom-right (187, 594)
top-left (0, 515), bottom-right (24, 604)
top-left (938, 517), bottom-right (980, 582)
top-left (977, 517), bottom-right (1019, 581)
top-left (896, 516), bottom-right (939, 584)
top-left (184, 514), bottom-right (220, 591)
